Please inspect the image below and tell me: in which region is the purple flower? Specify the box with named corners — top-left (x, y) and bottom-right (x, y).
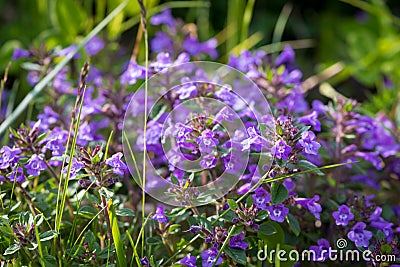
top-left (176, 78), bottom-right (198, 99)
top-left (370, 220), bottom-right (394, 241)
top-left (105, 152), bottom-right (127, 176)
top-left (85, 36), bottom-right (105, 55)
top-left (267, 204), bottom-right (289, 223)
top-left (37, 106), bottom-right (60, 130)
top-left (200, 155), bottom-right (217, 169)
top-left (214, 85), bottom-right (235, 106)
top-left (197, 129), bottom-right (218, 154)
top-left (368, 207), bottom-right (394, 241)
top-left (9, 166), bottom-right (25, 183)
top-left (183, 37), bottom-right (218, 59)
top-left (312, 100), bottom-right (326, 115)
top-left (150, 9), bottom-right (176, 28)
top-left (57, 44), bottom-right (80, 59)
top-left (295, 195), bottom-right (322, 219)
top-left (140, 256), bottom-right (150, 266)
top-left (76, 122), bottom-right (98, 146)
top-left (45, 138), bottom-right (65, 157)
top-left (229, 233), bottom-right (248, 250)
top-left (276, 91), bottom-right (308, 113)
top-left (309, 238), bottom-right (331, 262)
top-left (283, 69), bottom-right (302, 84)
top-left (189, 225), bottom-right (202, 233)
top-left (152, 206), bottom-right (168, 223)
top-left (271, 140), bottom-right (292, 160)
top-left (0, 175), bottom-right (5, 182)
top-left (87, 66), bottom-right (103, 87)
top-left (120, 61), bottom-right (147, 85)
top-left (178, 254), bottom-right (196, 267)
top-left (214, 106), bottom-right (234, 123)
top-left (298, 131), bottom-right (321, 155)
top-left (151, 31), bottom-right (174, 53)
top-left (26, 154), bottom-right (47, 176)
top-left (253, 187), bottom-right (270, 210)
top-left (383, 75), bottom-right (394, 88)
top-left (228, 50), bottom-right (254, 72)
top-left (27, 71), bottom-right (40, 86)
top-left (201, 247), bottom-right (222, 267)
top-left (275, 45), bottom-right (295, 66)
top-left (332, 205), bottom-right (354, 226)
top-left (298, 111), bottom-right (321, 132)
top-left (149, 52), bottom-right (173, 72)
top-left (182, 36), bottom-right (200, 55)
top-left (347, 222), bottom-right (373, 247)
top-left (136, 121), bottom-right (163, 149)
top-left (200, 38), bottom-right (218, 59)
top-left (174, 123), bottom-right (193, 144)
top-left (241, 126), bottom-right (264, 151)
top-left (354, 151), bottom-right (383, 170)
top-left (0, 146), bottom-right (21, 169)
top-left (53, 68), bottom-right (72, 93)
top-left (12, 48), bottom-right (30, 60)
top-left (62, 158), bottom-right (84, 178)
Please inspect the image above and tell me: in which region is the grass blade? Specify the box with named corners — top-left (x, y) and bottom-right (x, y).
top-left (272, 3), bottom-right (293, 44)
top-left (108, 200), bottom-right (127, 267)
top-left (226, 0), bottom-right (245, 53)
top-left (240, 0), bottom-right (256, 43)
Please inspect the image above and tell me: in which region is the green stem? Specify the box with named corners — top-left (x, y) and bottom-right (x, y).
top-left (212, 225), bottom-right (237, 267)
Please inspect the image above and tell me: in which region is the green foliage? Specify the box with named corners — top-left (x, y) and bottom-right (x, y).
top-left (270, 182), bottom-right (288, 204)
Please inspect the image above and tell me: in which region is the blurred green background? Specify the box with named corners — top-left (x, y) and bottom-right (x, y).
top-left (1, 0), bottom-right (400, 124)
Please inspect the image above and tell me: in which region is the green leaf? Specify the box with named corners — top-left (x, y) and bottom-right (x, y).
top-left (43, 255), bottom-right (57, 267)
top-left (258, 222), bottom-right (284, 250)
top-left (92, 151), bottom-right (103, 164)
top-left (39, 230), bottom-right (58, 241)
top-left (221, 210), bottom-right (237, 222)
top-left (27, 242), bottom-right (38, 250)
top-left (171, 174), bottom-right (179, 185)
top-left (9, 201), bottom-right (21, 212)
top-left (55, 0), bottom-right (86, 37)
top-left (297, 160), bottom-right (324, 176)
top-left (4, 243), bottom-right (20, 255)
top-left (107, 0), bottom-right (125, 40)
top-left (99, 187), bottom-right (114, 200)
top-left (230, 225), bottom-right (243, 236)
top-left (245, 195), bottom-right (254, 207)
top-left (224, 246), bottom-right (247, 264)
top-left (0, 225), bottom-right (13, 236)
top-left (115, 208), bottom-right (135, 217)
top-left (78, 206), bottom-right (98, 218)
top-left (34, 214), bottom-right (44, 227)
top-left (84, 230), bottom-right (96, 248)
top-left (167, 224), bottom-right (181, 234)
top-left (227, 199), bottom-right (238, 210)
top-left (258, 222), bottom-right (277, 236)
top-left (276, 124), bottom-right (283, 136)
top-left (146, 236), bottom-right (162, 245)
top-left (376, 230), bottom-right (386, 242)
top-left (270, 182), bottom-right (288, 204)
top-left (108, 200), bottom-right (127, 267)
top-left (286, 214), bottom-right (300, 236)
top-left (256, 210), bottom-right (269, 221)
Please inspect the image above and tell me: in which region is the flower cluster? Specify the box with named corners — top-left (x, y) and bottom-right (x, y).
top-left (2, 6), bottom-right (399, 267)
